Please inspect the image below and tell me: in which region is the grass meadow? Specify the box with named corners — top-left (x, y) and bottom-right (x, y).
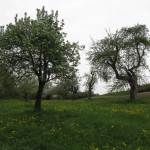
top-left (0, 97), bottom-right (150, 150)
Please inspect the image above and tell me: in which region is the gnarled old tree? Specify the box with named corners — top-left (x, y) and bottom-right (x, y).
top-left (89, 24), bottom-right (150, 101)
top-left (84, 69), bottom-right (98, 100)
top-left (0, 7), bottom-right (82, 110)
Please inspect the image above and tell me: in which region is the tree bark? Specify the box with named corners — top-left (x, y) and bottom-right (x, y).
top-left (129, 78), bottom-right (138, 101)
top-left (34, 80), bottom-right (45, 111)
top-left (88, 87), bottom-right (92, 100)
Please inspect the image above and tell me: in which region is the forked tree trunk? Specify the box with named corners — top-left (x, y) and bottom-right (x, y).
top-left (34, 81), bottom-right (45, 111)
top-left (129, 78), bottom-right (138, 101)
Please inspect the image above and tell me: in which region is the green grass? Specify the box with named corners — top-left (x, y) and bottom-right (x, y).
top-left (0, 98), bottom-right (150, 150)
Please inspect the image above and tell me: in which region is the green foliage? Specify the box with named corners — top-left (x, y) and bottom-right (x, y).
top-left (0, 98), bottom-right (150, 149)
top-left (104, 90), bottom-right (130, 97)
top-left (89, 24), bottom-right (150, 89)
top-left (1, 7), bottom-right (81, 82)
top-left (17, 77), bottom-right (37, 100)
top-left (138, 84), bottom-right (150, 93)
top-left (0, 70), bottom-right (18, 98)
top-left (44, 86), bottom-right (89, 100)
top-left (51, 74), bottom-right (80, 99)
top-left (104, 83), bottom-right (150, 96)
top-left (77, 91), bottom-right (89, 99)
top-left (0, 7), bottom-right (82, 109)
top-left (44, 85), bottom-right (65, 100)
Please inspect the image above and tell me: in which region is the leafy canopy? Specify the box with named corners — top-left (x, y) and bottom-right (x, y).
top-left (89, 24), bottom-right (150, 90)
top-left (0, 7), bottom-right (81, 83)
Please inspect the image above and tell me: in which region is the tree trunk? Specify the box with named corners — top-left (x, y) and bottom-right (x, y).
top-left (34, 81), bottom-right (45, 111)
top-left (88, 87), bottom-right (92, 100)
top-left (129, 79), bottom-right (138, 101)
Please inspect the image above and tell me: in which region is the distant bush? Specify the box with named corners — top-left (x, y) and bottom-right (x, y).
top-left (138, 84), bottom-right (150, 93)
top-left (76, 91), bottom-right (89, 99)
top-left (104, 83), bottom-right (150, 96)
top-left (43, 90), bottom-right (89, 100)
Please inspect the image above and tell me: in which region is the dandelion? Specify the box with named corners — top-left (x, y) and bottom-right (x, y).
top-left (12, 131), bottom-right (16, 133)
top-left (123, 142), bottom-right (126, 146)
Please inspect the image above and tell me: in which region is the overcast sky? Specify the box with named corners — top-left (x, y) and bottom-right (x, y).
top-left (0, 0), bottom-right (150, 94)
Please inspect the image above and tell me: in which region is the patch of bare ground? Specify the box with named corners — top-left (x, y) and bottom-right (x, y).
top-left (138, 92), bottom-right (150, 97)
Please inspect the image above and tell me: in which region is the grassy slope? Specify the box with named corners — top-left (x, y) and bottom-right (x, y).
top-left (104, 83), bottom-right (150, 97)
top-left (0, 98), bottom-right (150, 150)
